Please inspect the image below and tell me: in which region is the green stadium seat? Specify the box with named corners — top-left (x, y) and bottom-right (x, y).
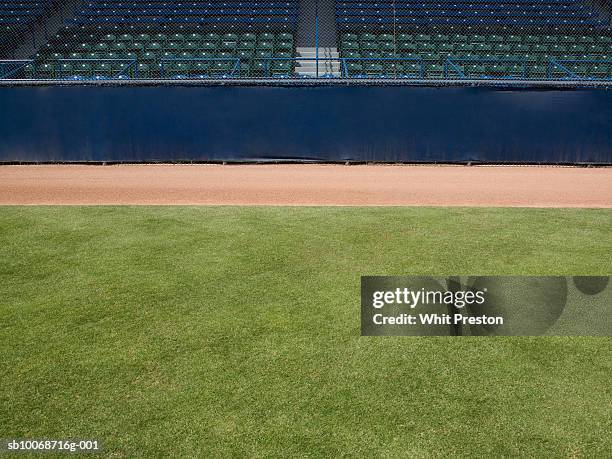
top-left (57, 62), bottom-right (73, 76)
top-left (257, 41), bottom-right (274, 52)
top-left (94, 62), bottom-right (113, 77)
top-left (74, 62), bottom-right (92, 76)
top-left (237, 50), bottom-right (254, 61)
top-left (361, 41), bottom-right (379, 51)
top-left (457, 43), bottom-right (474, 54)
top-left (399, 42), bottom-right (416, 52)
top-left (531, 45), bottom-right (548, 53)
top-left (418, 43), bottom-right (436, 52)
top-left (192, 61), bottom-right (210, 75)
top-left (403, 63), bottom-right (422, 76)
top-left (466, 65), bottom-right (486, 77)
top-left (220, 41), bottom-right (237, 51)
top-left (344, 62), bottom-right (363, 76)
top-left (360, 33), bottom-right (377, 41)
top-left (427, 64), bottom-right (444, 78)
top-left (128, 42), bottom-right (144, 52)
top-left (341, 41), bottom-right (359, 51)
top-left (591, 64), bottom-right (611, 79)
top-left (255, 50), bottom-right (273, 59)
top-left (204, 33), bottom-right (220, 42)
top-left (37, 63), bottom-right (55, 78)
top-left (200, 41), bottom-right (217, 51)
top-left (146, 42), bottom-right (162, 51)
top-left (275, 41), bottom-right (293, 51)
top-left (560, 35), bottom-right (577, 44)
top-left (378, 34), bottom-right (394, 42)
top-left (110, 42), bottom-right (127, 52)
top-left (241, 33), bottom-right (257, 42)
top-left (257, 33), bottom-right (274, 42)
top-left (364, 63), bottom-right (383, 75)
top-left (210, 61), bottom-right (233, 75)
top-left (379, 42), bottom-right (396, 53)
top-left (136, 63), bottom-right (150, 77)
top-left (363, 51), bottom-right (381, 60)
top-left (141, 52), bottom-right (156, 62)
top-left (271, 61), bottom-right (292, 75)
top-left (165, 42), bottom-right (182, 52)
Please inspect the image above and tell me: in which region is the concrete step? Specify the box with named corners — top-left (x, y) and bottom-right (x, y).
top-left (295, 46), bottom-right (341, 76)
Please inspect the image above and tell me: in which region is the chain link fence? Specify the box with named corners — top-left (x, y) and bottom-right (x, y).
top-left (0, 0), bottom-right (611, 82)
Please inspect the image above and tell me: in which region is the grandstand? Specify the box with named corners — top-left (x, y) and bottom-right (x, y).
top-left (337, 0), bottom-right (612, 79)
top-left (0, 0), bottom-right (611, 80)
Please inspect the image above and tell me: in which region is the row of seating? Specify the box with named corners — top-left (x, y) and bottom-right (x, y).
top-left (336, 0), bottom-right (607, 27)
top-left (37, 29), bottom-right (294, 55)
top-left (72, 0), bottom-right (299, 25)
top-left (341, 32), bottom-right (612, 45)
top-left (23, 56), bottom-right (295, 79)
top-left (16, 57), bottom-right (612, 80)
top-left (0, 0), bottom-right (55, 24)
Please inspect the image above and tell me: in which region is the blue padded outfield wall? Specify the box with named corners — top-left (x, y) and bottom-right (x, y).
top-left (0, 86), bottom-right (611, 164)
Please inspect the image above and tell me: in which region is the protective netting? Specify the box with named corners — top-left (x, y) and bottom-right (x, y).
top-left (0, 0), bottom-right (611, 81)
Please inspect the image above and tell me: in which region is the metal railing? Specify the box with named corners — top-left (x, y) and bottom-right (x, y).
top-left (1, 56), bottom-right (612, 82)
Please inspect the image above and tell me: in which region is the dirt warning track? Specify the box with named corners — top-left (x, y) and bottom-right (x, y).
top-left (0, 164), bottom-right (610, 208)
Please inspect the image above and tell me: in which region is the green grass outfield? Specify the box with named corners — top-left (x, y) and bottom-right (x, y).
top-left (1, 206), bottom-right (610, 457)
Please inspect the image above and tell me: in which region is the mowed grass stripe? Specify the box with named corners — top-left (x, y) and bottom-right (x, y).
top-left (0, 207), bottom-right (610, 457)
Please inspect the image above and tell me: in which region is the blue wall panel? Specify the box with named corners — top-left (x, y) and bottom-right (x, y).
top-left (0, 86), bottom-right (610, 163)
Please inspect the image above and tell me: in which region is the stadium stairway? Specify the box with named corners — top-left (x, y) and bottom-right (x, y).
top-left (294, 0), bottom-right (339, 77)
top-left (295, 46), bottom-right (340, 77)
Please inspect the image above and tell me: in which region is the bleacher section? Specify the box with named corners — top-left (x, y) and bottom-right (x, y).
top-left (2, 0), bottom-right (612, 80)
top-left (23, 0), bottom-right (298, 78)
top-left (337, 1), bottom-right (612, 79)
top-left (336, 0), bottom-right (608, 29)
top-left (0, 1), bottom-right (60, 56)
top-left (72, 0), bottom-right (298, 27)
top-left (339, 32), bottom-right (612, 78)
